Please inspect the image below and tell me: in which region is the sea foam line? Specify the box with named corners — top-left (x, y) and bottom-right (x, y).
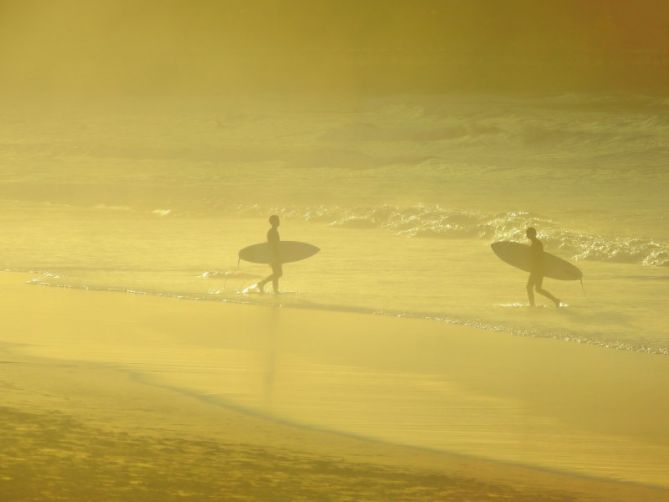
top-left (23, 273), bottom-right (669, 358)
top-left (233, 204), bottom-right (669, 267)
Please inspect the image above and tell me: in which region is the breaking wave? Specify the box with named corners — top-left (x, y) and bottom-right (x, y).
top-left (236, 204), bottom-right (669, 267)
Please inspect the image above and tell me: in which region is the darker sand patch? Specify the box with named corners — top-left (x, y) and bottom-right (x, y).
top-left (0, 406), bottom-right (576, 501)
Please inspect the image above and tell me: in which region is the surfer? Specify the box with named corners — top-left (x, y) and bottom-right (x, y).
top-left (256, 215), bottom-right (282, 294)
top-left (526, 227), bottom-right (561, 308)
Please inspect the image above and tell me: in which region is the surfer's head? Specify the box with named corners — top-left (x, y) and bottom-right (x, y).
top-left (269, 214), bottom-right (280, 227)
top-left (526, 227), bottom-right (537, 239)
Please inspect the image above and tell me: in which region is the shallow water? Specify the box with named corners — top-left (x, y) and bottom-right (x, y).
top-left (3, 209), bottom-right (668, 355)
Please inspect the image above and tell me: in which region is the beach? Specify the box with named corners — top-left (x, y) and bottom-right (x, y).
top-left (2, 2), bottom-right (669, 499)
top-left (1, 272), bottom-right (667, 500)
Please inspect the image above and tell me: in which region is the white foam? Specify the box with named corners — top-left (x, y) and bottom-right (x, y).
top-left (233, 204), bottom-right (669, 267)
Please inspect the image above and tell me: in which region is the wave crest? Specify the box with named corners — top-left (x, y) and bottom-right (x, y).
top-left (243, 204), bottom-right (669, 267)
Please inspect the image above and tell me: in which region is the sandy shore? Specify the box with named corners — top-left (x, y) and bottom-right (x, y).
top-left (1, 272), bottom-right (667, 501)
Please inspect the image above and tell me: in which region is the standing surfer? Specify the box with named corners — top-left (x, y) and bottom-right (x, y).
top-left (526, 227), bottom-right (561, 307)
top-left (256, 215), bottom-right (282, 294)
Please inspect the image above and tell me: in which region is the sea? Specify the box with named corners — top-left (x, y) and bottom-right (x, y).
top-left (1, 92), bottom-right (668, 356)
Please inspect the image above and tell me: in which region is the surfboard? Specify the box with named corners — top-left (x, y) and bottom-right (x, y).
top-left (238, 241), bottom-right (319, 264)
top-left (491, 241), bottom-right (582, 281)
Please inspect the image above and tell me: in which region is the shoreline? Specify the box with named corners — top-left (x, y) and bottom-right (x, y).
top-left (1, 272), bottom-right (668, 499)
top-left (23, 272), bottom-right (669, 358)
top-left (2, 349), bottom-right (665, 501)
top-left (132, 368), bottom-right (669, 492)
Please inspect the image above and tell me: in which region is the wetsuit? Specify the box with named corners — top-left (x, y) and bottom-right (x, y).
top-left (527, 237), bottom-right (560, 307)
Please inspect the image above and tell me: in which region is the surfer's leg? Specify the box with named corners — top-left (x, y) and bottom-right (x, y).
top-left (526, 275), bottom-right (536, 307)
top-left (534, 275), bottom-right (561, 307)
top-left (256, 277), bottom-right (268, 292)
top-left (271, 263), bottom-right (283, 293)
top-left (257, 265), bottom-right (275, 293)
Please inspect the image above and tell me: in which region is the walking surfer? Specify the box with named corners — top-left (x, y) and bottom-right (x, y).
top-left (526, 227), bottom-right (561, 307)
top-left (256, 215), bottom-right (282, 294)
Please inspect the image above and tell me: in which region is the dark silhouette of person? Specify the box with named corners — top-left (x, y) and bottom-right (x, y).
top-left (256, 215), bottom-right (282, 294)
top-left (526, 227), bottom-right (561, 307)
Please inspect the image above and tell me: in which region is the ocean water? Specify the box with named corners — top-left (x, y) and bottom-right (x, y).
top-left (1, 93), bottom-right (668, 355)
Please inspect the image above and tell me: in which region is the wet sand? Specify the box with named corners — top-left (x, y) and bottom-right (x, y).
top-left (0, 272), bottom-right (667, 500)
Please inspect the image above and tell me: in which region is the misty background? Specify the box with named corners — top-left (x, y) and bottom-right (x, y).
top-left (1, 0), bottom-right (668, 97)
